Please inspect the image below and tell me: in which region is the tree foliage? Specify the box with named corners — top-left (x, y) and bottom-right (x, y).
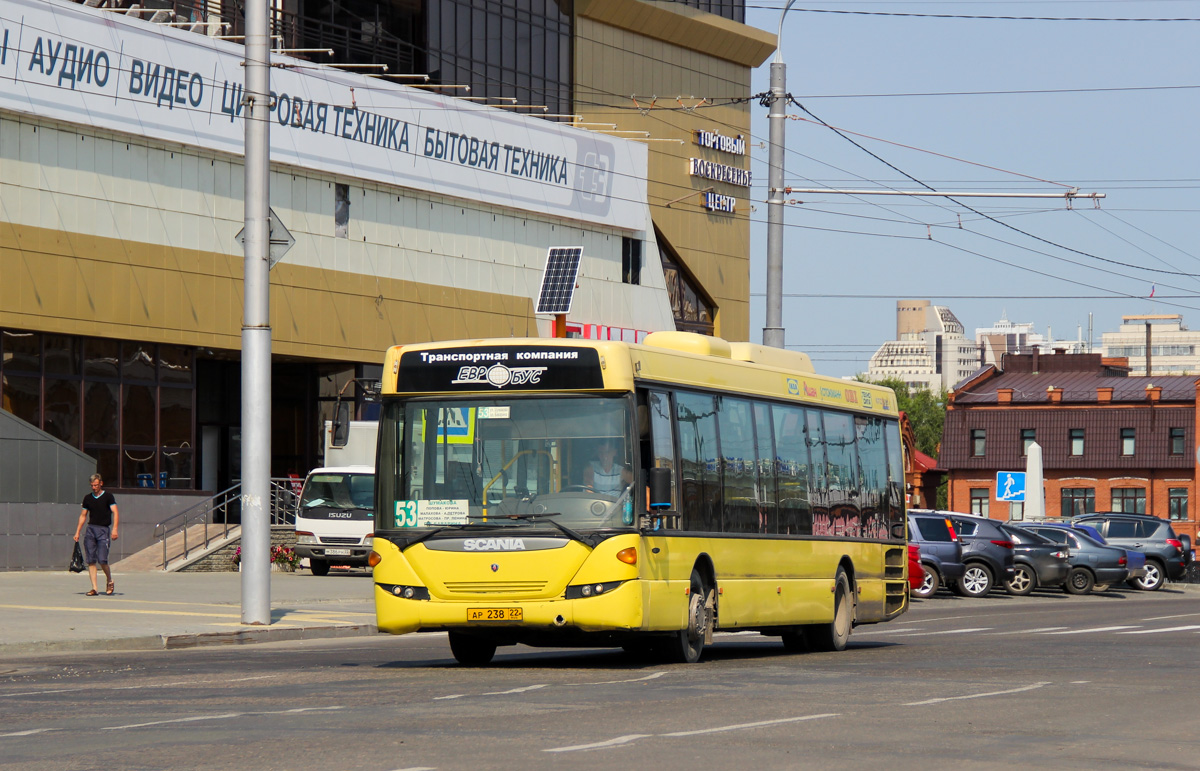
top-left (858, 376), bottom-right (947, 459)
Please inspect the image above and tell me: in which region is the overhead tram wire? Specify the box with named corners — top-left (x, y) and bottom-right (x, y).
top-left (790, 98), bottom-right (1200, 278)
top-left (743, 6), bottom-right (1200, 22)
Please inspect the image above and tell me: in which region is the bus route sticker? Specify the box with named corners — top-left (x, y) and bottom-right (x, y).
top-left (395, 499), bottom-right (470, 527)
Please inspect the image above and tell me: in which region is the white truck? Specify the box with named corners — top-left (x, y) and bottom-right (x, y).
top-left (293, 420), bottom-right (378, 576)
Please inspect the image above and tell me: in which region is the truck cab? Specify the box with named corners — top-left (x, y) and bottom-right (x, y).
top-left (294, 465), bottom-right (375, 576)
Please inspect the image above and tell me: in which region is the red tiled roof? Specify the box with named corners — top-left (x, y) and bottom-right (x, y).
top-left (911, 448), bottom-right (940, 472)
top-left (954, 371), bottom-right (1197, 404)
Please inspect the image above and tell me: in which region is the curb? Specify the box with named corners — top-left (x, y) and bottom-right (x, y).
top-left (0, 623), bottom-right (378, 659)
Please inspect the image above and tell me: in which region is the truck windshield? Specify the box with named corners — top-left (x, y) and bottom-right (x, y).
top-left (376, 396), bottom-right (635, 532)
top-left (300, 473), bottom-right (375, 510)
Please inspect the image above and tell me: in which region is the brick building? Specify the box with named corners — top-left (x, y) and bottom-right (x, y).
top-left (939, 349), bottom-right (1198, 544)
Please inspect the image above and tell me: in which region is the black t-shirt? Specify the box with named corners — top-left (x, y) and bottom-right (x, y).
top-left (82, 491), bottom-right (117, 528)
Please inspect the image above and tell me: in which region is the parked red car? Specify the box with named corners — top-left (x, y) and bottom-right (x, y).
top-left (907, 543), bottom-right (926, 592)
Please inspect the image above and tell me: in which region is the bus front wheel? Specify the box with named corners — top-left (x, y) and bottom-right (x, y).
top-left (665, 569), bottom-right (710, 664)
top-left (804, 568), bottom-right (853, 652)
top-left (448, 632), bottom-right (497, 666)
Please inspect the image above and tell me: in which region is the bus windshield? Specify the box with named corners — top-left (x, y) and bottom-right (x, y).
top-left (377, 395), bottom-right (635, 532)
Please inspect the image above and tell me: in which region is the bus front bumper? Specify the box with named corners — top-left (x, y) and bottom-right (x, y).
top-left (374, 580), bottom-right (644, 636)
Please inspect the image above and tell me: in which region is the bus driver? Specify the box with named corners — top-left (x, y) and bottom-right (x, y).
top-left (583, 439), bottom-right (631, 495)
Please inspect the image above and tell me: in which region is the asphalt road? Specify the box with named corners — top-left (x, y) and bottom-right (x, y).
top-left (4, 587), bottom-right (1199, 771)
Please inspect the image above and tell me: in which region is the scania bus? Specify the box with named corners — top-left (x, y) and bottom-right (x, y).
top-left (369, 332), bottom-right (909, 665)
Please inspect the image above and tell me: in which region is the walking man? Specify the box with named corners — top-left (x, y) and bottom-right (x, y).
top-left (74, 473), bottom-right (119, 596)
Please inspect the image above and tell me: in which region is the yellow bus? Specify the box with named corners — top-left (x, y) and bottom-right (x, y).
top-left (370, 332), bottom-right (909, 664)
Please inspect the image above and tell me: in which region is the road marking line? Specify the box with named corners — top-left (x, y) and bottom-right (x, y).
top-left (1, 728), bottom-right (57, 737)
top-left (1143, 613), bottom-right (1200, 621)
top-left (5, 688), bottom-right (84, 697)
top-left (1044, 626), bottom-right (1139, 635)
top-left (885, 627), bottom-right (992, 637)
top-left (482, 685), bottom-right (549, 696)
top-left (576, 672), bottom-right (667, 686)
top-left (661, 713), bottom-right (840, 737)
top-left (433, 695), bottom-right (465, 700)
top-left (858, 627), bottom-right (923, 635)
top-left (545, 734), bottom-right (652, 752)
top-left (101, 706), bottom-right (343, 730)
top-left (1118, 625), bottom-right (1200, 634)
top-left (390, 767), bottom-right (437, 770)
top-left (904, 682), bottom-right (1050, 706)
top-left (989, 627), bottom-right (1068, 634)
top-left (0, 604), bottom-right (241, 619)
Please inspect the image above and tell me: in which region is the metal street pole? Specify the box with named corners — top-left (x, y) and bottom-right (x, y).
top-left (764, 0), bottom-right (796, 350)
top-left (241, 0), bottom-right (272, 625)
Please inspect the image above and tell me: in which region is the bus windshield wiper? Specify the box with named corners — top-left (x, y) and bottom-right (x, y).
top-left (499, 513), bottom-right (600, 548)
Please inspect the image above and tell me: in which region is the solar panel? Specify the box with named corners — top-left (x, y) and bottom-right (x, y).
top-left (535, 246), bottom-right (583, 315)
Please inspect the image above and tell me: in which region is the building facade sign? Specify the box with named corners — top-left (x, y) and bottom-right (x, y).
top-left (687, 157), bottom-right (752, 188)
top-left (703, 191), bottom-right (736, 213)
top-left (694, 129), bottom-right (745, 156)
top-left (0, 0), bottom-right (648, 230)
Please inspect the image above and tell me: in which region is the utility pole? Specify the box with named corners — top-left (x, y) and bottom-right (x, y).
top-left (763, 0), bottom-right (795, 350)
top-left (241, 0), bottom-right (271, 625)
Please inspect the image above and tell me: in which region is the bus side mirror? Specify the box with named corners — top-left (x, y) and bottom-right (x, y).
top-left (648, 467), bottom-right (672, 509)
top-left (331, 401), bottom-right (350, 448)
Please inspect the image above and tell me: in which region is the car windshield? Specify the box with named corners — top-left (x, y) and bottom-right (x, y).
top-left (377, 395), bottom-right (635, 532)
top-left (300, 473), bottom-right (375, 510)
top-left (1003, 525), bottom-right (1053, 545)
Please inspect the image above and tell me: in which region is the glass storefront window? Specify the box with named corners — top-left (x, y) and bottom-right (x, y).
top-left (2, 331), bottom-right (41, 372)
top-left (161, 449), bottom-right (194, 489)
top-left (44, 379), bottom-right (81, 446)
top-left (83, 339), bottom-right (120, 379)
top-left (122, 342), bottom-right (156, 382)
top-left (44, 335), bottom-right (80, 376)
top-left (2, 373), bottom-right (41, 426)
top-left (160, 387), bottom-right (193, 447)
top-left (84, 381), bottom-right (120, 444)
top-left (159, 345), bottom-right (193, 384)
top-left (123, 384), bottom-right (156, 446)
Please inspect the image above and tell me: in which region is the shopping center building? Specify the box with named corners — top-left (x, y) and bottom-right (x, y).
top-left (0, 0), bottom-right (773, 566)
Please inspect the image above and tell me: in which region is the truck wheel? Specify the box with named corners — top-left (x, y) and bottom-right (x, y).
top-left (310, 559), bottom-right (330, 577)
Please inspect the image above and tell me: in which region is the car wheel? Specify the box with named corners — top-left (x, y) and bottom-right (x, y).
top-left (1005, 564), bottom-right (1036, 596)
top-left (309, 559), bottom-right (330, 577)
top-left (912, 565), bottom-right (940, 599)
top-left (1131, 560), bottom-right (1165, 591)
top-left (952, 564), bottom-right (993, 598)
top-left (1063, 567), bottom-right (1094, 595)
top-left (804, 568), bottom-right (854, 652)
top-left (448, 632), bottom-right (497, 666)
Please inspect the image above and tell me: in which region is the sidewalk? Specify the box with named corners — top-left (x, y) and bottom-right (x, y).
top-left (0, 569), bottom-right (378, 658)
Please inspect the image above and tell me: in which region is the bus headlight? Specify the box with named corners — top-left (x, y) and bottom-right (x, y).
top-left (377, 583), bottom-right (429, 600)
top-left (565, 581), bottom-right (626, 599)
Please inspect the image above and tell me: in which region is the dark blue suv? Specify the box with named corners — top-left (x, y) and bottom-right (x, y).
top-left (907, 511), bottom-right (966, 599)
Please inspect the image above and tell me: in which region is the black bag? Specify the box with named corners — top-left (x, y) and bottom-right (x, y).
top-left (69, 542), bottom-right (86, 573)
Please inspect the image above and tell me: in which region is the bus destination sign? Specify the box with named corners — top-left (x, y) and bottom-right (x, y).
top-left (397, 346), bottom-right (604, 392)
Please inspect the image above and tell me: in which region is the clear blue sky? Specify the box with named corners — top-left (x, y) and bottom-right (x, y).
top-left (743, 1), bottom-right (1200, 378)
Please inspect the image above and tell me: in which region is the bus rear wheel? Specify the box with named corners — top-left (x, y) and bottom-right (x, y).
top-left (804, 568), bottom-right (853, 652)
top-left (448, 632), bottom-right (496, 666)
top-left (665, 569), bottom-right (710, 664)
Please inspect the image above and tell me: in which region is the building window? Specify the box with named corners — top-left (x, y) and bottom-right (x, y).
top-left (657, 226), bottom-right (715, 336)
top-left (621, 237), bottom-right (641, 285)
top-left (1120, 428), bottom-right (1135, 456)
top-left (1009, 501), bottom-right (1024, 521)
top-left (1170, 427), bottom-right (1186, 456)
top-left (1168, 488), bottom-right (1188, 521)
top-left (970, 429), bottom-right (986, 457)
top-left (1061, 488), bottom-right (1095, 517)
top-left (969, 488), bottom-right (989, 516)
top-left (1111, 488), bottom-right (1146, 514)
top-left (0, 329), bottom-right (194, 489)
top-left (334, 183), bottom-right (349, 238)
top-left (1021, 428), bottom-right (1036, 456)
top-left (1069, 428), bottom-right (1084, 456)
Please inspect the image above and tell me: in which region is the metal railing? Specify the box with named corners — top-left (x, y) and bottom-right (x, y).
top-left (153, 477), bottom-right (301, 569)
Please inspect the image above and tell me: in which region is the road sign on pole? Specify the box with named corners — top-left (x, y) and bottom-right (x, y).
top-left (996, 471), bottom-right (1027, 502)
top-left (235, 207), bottom-right (294, 269)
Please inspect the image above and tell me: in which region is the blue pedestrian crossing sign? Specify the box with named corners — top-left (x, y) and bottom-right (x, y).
top-left (996, 472), bottom-right (1026, 502)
